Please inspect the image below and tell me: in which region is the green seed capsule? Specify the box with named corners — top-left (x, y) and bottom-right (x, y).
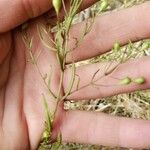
top-left (113, 42), bottom-right (121, 51)
top-left (142, 42), bottom-right (149, 50)
top-left (133, 77), bottom-right (145, 84)
top-left (42, 131), bottom-right (49, 139)
top-left (119, 77), bottom-right (132, 85)
top-left (52, 0), bottom-right (62, 15)
top-left (100, 0), bottom-right (109, 12)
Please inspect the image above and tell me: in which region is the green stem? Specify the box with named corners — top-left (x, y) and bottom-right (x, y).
top-left (61, 64), bottom-right (76, 100)
top-left (56, 71), bottom-right (64, 101)
top-left (35, 61), bottom-right (57, 99)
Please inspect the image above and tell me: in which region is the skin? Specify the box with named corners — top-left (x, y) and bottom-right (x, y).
top-left (0, 0), bottom-right (150, 149)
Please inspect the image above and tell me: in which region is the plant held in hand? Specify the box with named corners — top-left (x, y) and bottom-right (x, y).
top-left (22, 1), bottom-right (146, 149)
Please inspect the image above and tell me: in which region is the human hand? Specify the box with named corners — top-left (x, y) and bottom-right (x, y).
top-left (0, 1), bottom-right (150, 149)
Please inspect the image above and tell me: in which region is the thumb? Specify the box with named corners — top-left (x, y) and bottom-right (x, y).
top-left (0, 0), bottom-right (52, 33)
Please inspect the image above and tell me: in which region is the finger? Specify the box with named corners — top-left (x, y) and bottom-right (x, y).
top-left (66, 2), bottom-right (150, 63)
top-left (0, 52), bottom-right (11, 125)
top-left (80, 0), bottom-right (97, 9)
top-left (60, 110), bottom-right (150, 148)
top-left (0, 0), bottom-right (97, 33)
top-left (2, 33), bottom-right (30, 148)
top-left (0, 32), bottom-right (12, 138)
top-left (0, 0), bottom-right (53, 33)
top-left (63, 56), bottom-right (150, 100)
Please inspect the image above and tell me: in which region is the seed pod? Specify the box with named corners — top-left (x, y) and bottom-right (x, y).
top-left (100, 0), bottom-right (109, 12)
top-left (119, 77), bottom-right (132, 85)
top-left (113, 42), bottom-right (121, 51)
top-left (142, 42), bottom-right (149, 50)
top-left (52, 0), bottom-right (62, 15)
top-left (42, 131), bottom-right (49, 139)
top-left (133, 77), bottom-right (145, 84)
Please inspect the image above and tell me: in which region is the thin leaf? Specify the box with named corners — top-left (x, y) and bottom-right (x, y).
top-left (42, 94), bottom-right (53, 133)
